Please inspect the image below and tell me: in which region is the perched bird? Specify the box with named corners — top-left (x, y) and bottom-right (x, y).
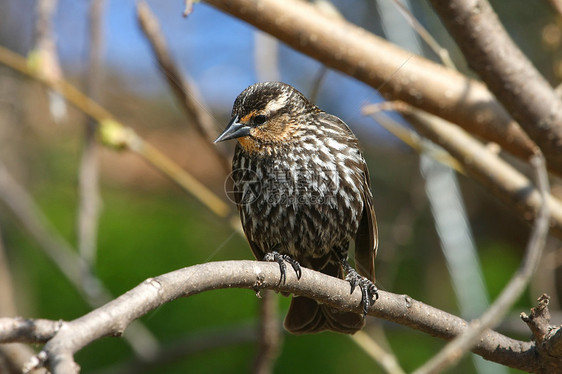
top-left (215, 82), bottom-right (378, 334)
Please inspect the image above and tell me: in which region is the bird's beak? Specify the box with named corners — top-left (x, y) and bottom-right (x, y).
top-left (214, 115), bottom-right (251, 143)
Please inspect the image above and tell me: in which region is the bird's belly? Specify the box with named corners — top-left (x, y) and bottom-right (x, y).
top-left (240, 169), bottom-right (362, 263)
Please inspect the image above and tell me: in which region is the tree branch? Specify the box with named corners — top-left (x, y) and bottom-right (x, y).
top-left (253, 290), bottom-right (281, 374)
top-left (76, 0), bottom-right (105, 269)
top-left (136, 1), bottom-right (231, 174)
top-left (429, 0), bottom-right (562, 171)
top-left (375, 104), bottom-right (562, 239)
top-left (200, 0), bottom-right (542, 171)
top-left (0, 261), bottom-right (553, 373)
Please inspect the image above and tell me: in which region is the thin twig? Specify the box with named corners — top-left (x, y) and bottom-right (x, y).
top-left (254, 31), bottom-right (280, 82)
top-left (33, 0), bottom-right (66, 123)
top-left (352, 330), bottom-right (405, 374)
top-left (308, 66), bottom-right (328, 105)
top-left (380, 104), bottom-right (562, 239)
top-left (136, 1), bottom-right (231, 174)
top-left (362, 104), bottom-right (463, 172)
top-left (253, 290), bottom-right (282, 374)
top-left (413, 153), bottom-right (550, 373)
top-left (430, 0), bottom-right (562, 173)
top-left (0, 45), bottom-right (231, 218)
top-left (183, 0), bottom-right (195, 17)
top-left (2, 260), bottom-right (548, 373)
top-left (77, 0), bottom-right (105, 273)
top-left (104, 125), bottom-right (230, 217)
top-left (389, 0), bottom-right (456, 69)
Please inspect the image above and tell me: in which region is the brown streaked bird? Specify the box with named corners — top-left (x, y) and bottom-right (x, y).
top-left (215, 81), bottom-right (378, 334)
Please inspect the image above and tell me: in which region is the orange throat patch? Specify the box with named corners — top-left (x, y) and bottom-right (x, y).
top-left (237, 136), bottom-right (262, 155)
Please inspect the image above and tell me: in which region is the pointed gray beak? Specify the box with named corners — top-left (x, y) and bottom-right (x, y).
top-left (215, 115), bottom-right (251, 143)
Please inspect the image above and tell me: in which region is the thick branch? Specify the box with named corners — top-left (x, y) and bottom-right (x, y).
top-left (394, 105), bottom-right (562, 239)
top-left (429, 0), bottom-right (562, 170)
top-left (0, 261), bottom-right (543, 373)
top-left (200, 0), bottom-right (541, 170)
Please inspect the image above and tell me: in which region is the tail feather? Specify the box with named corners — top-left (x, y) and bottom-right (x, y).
top-left (284, 296), bottom-right (364, 334)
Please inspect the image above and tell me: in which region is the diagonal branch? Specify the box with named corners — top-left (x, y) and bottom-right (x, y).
top-left (372, 104), bottom-right (562, 239)
top-left (429, 0), bottom-right (562, 170)
top-left (136, 1), bottom-right (231, 173)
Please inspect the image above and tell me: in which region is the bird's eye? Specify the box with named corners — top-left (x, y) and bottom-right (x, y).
top-left (253, 114), bottom-right (267, 126)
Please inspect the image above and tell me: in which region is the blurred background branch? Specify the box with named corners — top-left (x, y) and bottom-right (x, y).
top-left (76, 0), bottom-right (105, 281)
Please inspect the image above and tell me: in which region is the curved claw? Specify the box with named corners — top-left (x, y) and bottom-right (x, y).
top-left (358, 278), bottom-right (379, 316)
top-left (342, 261), bottom-right (379, 317)
top-left (263, 251), bottom-right (302, 284)
top-left (283, 255), bottom-right (302, 280)
top-left (346, 273), bottom-right (358, 294)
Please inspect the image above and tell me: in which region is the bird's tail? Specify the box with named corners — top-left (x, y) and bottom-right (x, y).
top-left (283, 296), bottom-right (364, 334)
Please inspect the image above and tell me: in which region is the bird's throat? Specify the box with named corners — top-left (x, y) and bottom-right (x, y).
top-left (236, 136), bottom-right (263, 155)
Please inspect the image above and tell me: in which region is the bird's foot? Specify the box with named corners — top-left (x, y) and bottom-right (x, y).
top-left (264, 251), bottom-right (302, 284)
top-left (343, 262), bottom-right (379, 317)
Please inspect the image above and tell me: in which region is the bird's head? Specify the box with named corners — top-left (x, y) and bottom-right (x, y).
top-left (215, 82), bottom-right (318, 155)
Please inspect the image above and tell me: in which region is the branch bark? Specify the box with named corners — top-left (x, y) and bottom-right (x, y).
top-left (365, 103), bottom-right (562, 239)
top-left (200, 0), bottom-right (543, 171)
top-left (1, 261), bottom-right (556, 373)
top-left (429, 0), bottom-right (562, 171)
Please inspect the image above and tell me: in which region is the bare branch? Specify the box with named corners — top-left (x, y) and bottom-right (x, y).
top-left (0, 261), bottom-right (546, 373)
top-left (429, 0), bottom-right (562, 170)
top-left (33, 0), bottom-right (67, 123)
top-left (253, 290), bottom-right (281, 374)
top-left (201, 0), bottom-right (540, 171)
top-left (0, 46), bottom-right (232, 218)
top-left (387, 105), bottom-right (562, 239)
top-left (136, 1), bottom-right (231, 174)
top-left (388, 0), bottom-right (456, 69)
top-left (413, 153), bottom-right (550, 373)
top-left (77, 0), bottom-right (105, 271)
top-left (352, 330), bottom-right (405, 374)
top-left (0, 319), bottom-right (62, 344)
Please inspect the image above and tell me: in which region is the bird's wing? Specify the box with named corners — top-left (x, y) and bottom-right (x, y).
top-left (354, 163), bottom-right (377, 282)
top-left (317, 112), bottom-right (377, 282)
top-left (232, 147), bottom-right (266, 261)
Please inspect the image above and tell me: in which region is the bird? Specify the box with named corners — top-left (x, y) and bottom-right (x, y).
top-left (215, 81), bottom-right (378, 334)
